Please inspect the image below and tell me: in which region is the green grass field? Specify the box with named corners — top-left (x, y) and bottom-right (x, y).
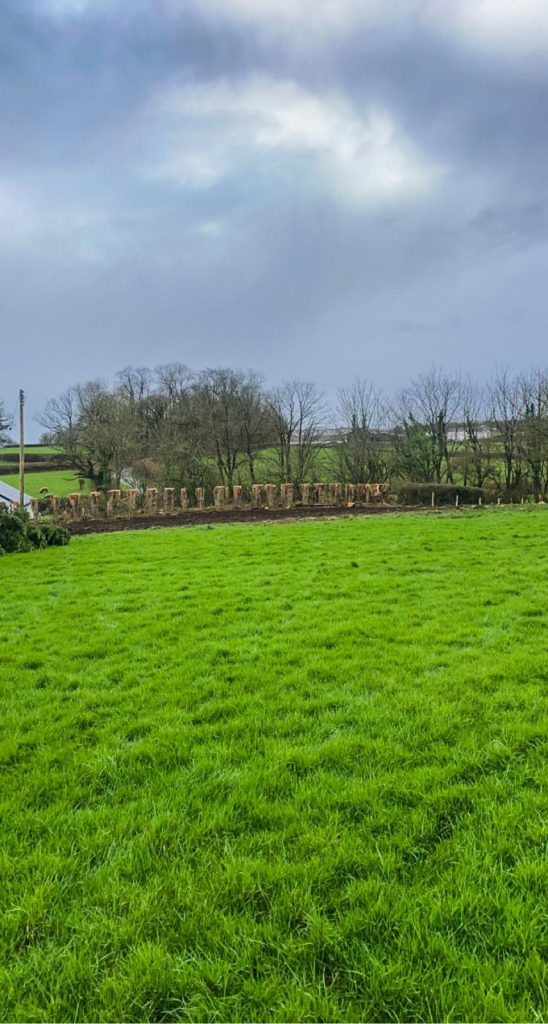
top-left (1, 509), bottom-right (547, 1022)
top-left (0, 471), bottom-right (91, 497)
top-left (0, 446), bottom-right (87, 499)
top-left (0, 446), bottom-right (61, 456)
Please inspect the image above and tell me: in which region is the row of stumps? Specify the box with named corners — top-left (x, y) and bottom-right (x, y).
top-left (32, 482), bottom-right (390, 519)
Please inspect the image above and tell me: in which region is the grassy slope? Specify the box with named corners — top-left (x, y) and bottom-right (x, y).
top-left (1, 509), bottom-right (547, 1022)
top-left (0, 446), bottom-right (61, 455)
top-left (0, 471), bottom-right (91, 497)
top-left (1, 447), bottom-right (88, 499)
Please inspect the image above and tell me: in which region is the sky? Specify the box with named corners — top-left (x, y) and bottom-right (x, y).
top-left (1, 0), bottom-right (548, 437)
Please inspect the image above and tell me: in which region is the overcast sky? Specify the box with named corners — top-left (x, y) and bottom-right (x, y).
top-left (2, 0), bottom-right (548, 437)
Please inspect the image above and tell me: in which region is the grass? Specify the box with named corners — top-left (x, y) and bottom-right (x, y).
top-left (1, 507), bottom-right (547, 1022)
top-left (236, 448), bottom-right (341, 485)
top-left (0, 471), bottom-right (91, 497)
top-left (0, 446), bottom-right (61, 455)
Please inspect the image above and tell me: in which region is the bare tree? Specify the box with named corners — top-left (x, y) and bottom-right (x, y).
top-left (154, 363), bottom-right (193, 406)
top-left (517, 366), bottom-right (548, 498)
top-left (268, 380), bottom-right (326, 484)
top-left (195, 368), bottom-right (270, 489)
top-left (457, 377), bottom-right (493, 487)
top-left (41, 381), bottom-right (140, 488)
top-left (40, 388), bottom-right (86, 472)
top-left (116, 366), bottom-right (152, 403)
top-left (488, 367), bottom-right (524, 491)
top-left (336, 379), bottom-right (389, 483)
top-left (394, 366), bottom-right (462, 483)
top-left (0, 399), bottom-right (12, 445)
top-left (232, 371), bottom-right (273, 483)
top-left (115, 366), bottom-right (154, 451)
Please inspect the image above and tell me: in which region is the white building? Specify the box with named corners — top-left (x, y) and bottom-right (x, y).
top-left (0, 480), bottom-right (34, 515)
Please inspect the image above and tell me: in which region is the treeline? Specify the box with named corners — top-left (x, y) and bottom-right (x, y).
top-left (37, 364), bottom-right (548, 498)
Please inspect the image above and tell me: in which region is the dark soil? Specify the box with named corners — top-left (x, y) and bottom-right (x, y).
top-left (67, 503), bottom-right (412, 535)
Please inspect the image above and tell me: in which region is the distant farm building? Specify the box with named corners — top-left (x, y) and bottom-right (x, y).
top-left (446, 422), bottom-right (496, 442)
top-left (0, 480), bottom-right (33, 514)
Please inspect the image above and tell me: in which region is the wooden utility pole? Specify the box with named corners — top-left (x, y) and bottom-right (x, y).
top-left (19, 389), bottom-right (25, 510)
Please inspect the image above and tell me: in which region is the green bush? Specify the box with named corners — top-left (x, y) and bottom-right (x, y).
top-left (0, 508), bottom-right (70, 554)
top-left (26, 524), bottom-right (48, 549)
top-left (0, 509), bottom-right (33, 552)
top-left (391, 482), bottom-right (494, 506)
top-left (40, 523), bottom-right (70, 546)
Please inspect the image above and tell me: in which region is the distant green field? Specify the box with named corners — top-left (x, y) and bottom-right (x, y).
top-left (0, 446), bottom-right (61, 455)
top-left (1, 509), bottom-right (547, 1022)
top-left (0, 471), bottom-right (90, 497)
top-left (239, 447), bottom-right (340, 485)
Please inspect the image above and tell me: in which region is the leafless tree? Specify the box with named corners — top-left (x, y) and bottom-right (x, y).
top-left (0, 399), bottom-right (13, 445)
top-left (115, 366), bottom-right (154, 450)
top-left (517, 366), bottom-right (548, 498)
top-left (488, 367), bottom-right (524, 491)
top-left (116, 366), bottom-right (152, 403)
top-left (457, 377), bottom-right (493, 487)
top-left (41, 387), bottom-right (82, 463)
top-left (154, 363), bottom-right (193, 406)
top-left (41, 381), bottom-right (140, 488)
top-left (394, 366), bottom-right (462, 482)
top-left (232, 371), bottom-right (274, 483)
top-left (268, 380), bottom-right (326, 484)
top-left (195, 368), bottom-right (270, 489)
top-left (336, 379), bottom-right (389, 483)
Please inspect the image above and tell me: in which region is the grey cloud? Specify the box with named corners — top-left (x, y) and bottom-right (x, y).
top-left (1, 0), bottom-right (547, 436)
